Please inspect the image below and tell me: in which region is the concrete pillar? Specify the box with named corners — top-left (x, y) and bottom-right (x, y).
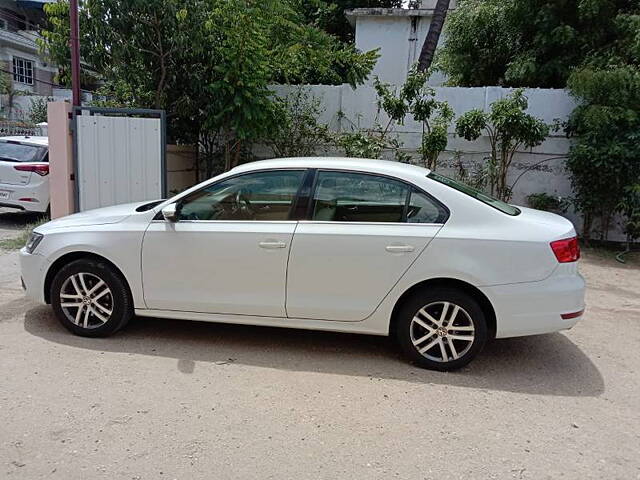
top-left (47, 102), bottom-right (75, 218)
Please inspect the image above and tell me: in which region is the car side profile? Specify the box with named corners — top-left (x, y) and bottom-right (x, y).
top-left (0, 136), bottom-right (50, 213)
top-left (19, 157), bottom-right (585, 370)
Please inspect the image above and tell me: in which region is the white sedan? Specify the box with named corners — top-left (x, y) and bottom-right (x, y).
top-left (19, 158), bottom-right (585, 370)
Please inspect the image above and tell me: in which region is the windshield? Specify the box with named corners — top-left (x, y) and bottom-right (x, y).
top-left (0, 141), bottom-right (47, 162)
top-left (427, 172), bottom-right (520, 216)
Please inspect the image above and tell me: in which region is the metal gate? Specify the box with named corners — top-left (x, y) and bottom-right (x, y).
top-left (73, 107), bottom-right (166, 212)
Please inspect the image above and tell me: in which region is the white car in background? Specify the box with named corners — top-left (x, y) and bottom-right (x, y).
top-left (0, 136), bottom-right (49, 214)
top-left (19, 157), bottom-right (585, 371)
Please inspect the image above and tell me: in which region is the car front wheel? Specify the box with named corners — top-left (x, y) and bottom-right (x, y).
top-left (395, 287), bottom-right (488, 371)
top-left (50, 258), bottom-right (133, 337)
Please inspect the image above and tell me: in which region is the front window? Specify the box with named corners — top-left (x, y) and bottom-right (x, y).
top-left (178, 170), bottom-right (305, 221)
top-left (13, 56), bottom-right (34, 85)
top-left (0, 141), bottom-right (47, 162)
top-left (427, 172), bottom-right (521, 216)
top-left (310, 170), bottom-right (447, 223)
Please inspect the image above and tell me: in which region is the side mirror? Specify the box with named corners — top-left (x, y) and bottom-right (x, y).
top-left (161, 203), bottom-right (179, 222)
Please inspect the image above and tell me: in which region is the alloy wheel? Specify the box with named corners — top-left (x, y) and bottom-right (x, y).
top-left (410, 301), bottom-right (475, 363)
top-left (59, 272), bottom-right (113, 329)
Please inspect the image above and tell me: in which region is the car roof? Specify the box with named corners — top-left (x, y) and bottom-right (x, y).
top-left (231, 157), bottom-right (431, 179)
top-left (0, 136), bottom-right (48, 147)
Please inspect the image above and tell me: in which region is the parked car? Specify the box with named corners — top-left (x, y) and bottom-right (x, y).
top-left (19, 158), bottom-right (585, 370)
top-left (0, 136), bottom-right (49, 214)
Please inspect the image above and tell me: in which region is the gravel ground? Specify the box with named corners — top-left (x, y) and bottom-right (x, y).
top-left (0, 208), bottom-right (639, 479)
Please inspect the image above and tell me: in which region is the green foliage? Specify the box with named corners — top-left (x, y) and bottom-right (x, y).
top-left (39, 0), bottom-right (378, 162)
top-left (617, 184), bottom-right (640, 243)
top-left (451, 152), bottom-right (490, 191)
top-left (265, 87), bottom-right (333, 158)
top-left (439, 0), bottom-right (640, 239)
top-left (337, 130), bottom-right (385, 158)
top-left (28, 97), bottom-right (50, 124)
top-left (0, 71), bottom-right (29, 119)
top-left (527, 192), bottom-right (568, 212)
top-left (566, 66), bottom-right (640, 241)
top-left (455, 89), bottom-right (549, 200)
top-left (294, 0), bottom-right (402, 43)
top-left (436, 0), bottom-right (639, 88)
top-left (341, 68), bottom-right (453, 167)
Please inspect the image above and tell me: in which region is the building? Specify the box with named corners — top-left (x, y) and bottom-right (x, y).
top-left (0, 0), bottom-right (57, 97)
top-left (346, 0), bottom-right (457, 86)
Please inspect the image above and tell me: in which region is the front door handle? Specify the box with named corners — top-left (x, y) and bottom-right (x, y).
top-left (259, 240), bottom-right (287, 249)
top-left (385, 244), bottom-right (415, 253)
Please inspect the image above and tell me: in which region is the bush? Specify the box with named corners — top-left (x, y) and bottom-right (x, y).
top-left (28, 97), bottom-right (50, 124)
top-left (566, 66), bottom-right (640, 241)
top-left (455, 89), bottom-right (549, 201)
top-left (337, 68), bottom-right (453, 167)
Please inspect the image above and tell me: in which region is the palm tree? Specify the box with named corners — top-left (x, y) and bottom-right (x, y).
top-left (416, 0), bottom-right (451, 72)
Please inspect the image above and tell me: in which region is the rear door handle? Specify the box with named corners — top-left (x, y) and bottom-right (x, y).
top-left (385, 244), bottom-right (415, 253)
top-left (259, 240), bottom-right (287, 249)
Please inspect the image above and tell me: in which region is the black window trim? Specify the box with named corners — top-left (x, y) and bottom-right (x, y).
top-left (302, 167), bottom-right (450, 225)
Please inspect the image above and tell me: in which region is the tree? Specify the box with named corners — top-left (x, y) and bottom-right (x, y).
top-left (435, 0), bottom-right (638, 88)
top-left (566, 66), bottom-right (640, 241)
top-left (416, 0), bottom-right (451, 73)
top-left (264, 87), bottom-right (333, 158)
top-left (338, 68), bottom-right (453, 167)
top-left (295, 0), bottom-right (402, 43)
top-left (437, 0), bottom-right (640, 241)
top-left (374, 69), bottom-right (453, 169)
top-left (38, 0), bottom-right (379, 158)
top-left (0, 72), bottom-right (28, 119)
top-left (455, 89), bottom-right (549, 201)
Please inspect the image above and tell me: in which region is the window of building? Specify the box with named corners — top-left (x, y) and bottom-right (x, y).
top-left (13, 57), bottom-right (34, 85)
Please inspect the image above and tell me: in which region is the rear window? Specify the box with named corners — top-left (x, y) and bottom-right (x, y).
top-left (0, 141), bottom-right (47, 162)
top-left (428, 172), bottom-right (521, 216)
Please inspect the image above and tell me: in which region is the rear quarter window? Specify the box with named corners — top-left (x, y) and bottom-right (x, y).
top-left (428, 172), bottom-right (520, 216)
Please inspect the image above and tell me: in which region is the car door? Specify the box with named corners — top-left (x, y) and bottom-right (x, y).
top-left (286, 170), bottom-right (448, 321)
top-left (142, 169), bottom-right (306, 317)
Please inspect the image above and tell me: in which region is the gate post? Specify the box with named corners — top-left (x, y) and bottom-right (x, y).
top-left (47, 102), bottom-right (75, 218)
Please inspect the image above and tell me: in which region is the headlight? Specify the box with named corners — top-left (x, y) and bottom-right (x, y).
top-left (25, 232), bottom-right (44, 254)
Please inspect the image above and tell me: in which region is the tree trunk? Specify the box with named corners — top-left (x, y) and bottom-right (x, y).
top-left (416, 0), bottom-right (451, 73)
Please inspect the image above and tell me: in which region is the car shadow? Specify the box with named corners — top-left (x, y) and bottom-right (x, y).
top-left (23, 305), bottom-right (604, 397)
top-left (0, 208), bottom-right (47, 229)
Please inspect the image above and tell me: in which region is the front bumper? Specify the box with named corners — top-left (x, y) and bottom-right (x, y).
top-left (480, 270), bottom-right (586, 338)
top-left (19, 248), bottom-right (49, 304)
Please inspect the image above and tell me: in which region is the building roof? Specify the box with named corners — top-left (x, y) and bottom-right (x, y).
top-left (345, 3), bottom-right (456, 27)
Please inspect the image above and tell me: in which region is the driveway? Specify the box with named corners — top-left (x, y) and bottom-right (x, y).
top-left (0, 208), bottom-right (639, 479)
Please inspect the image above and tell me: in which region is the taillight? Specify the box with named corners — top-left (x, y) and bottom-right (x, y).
top-left (550, 236), bottom-right (580, 263)
top-left (14, 164), bottom-right (49, 176)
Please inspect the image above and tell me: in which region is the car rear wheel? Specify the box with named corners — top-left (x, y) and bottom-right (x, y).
top-left (395, 287), bottom-right (487, 371)
top-left (50, 258), bottom-right (133, 337)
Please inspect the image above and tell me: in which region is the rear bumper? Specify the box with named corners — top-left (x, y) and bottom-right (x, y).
top-left (480, 271), bottom-right (586, 338)
top-left (0, 180), bottom-right (49, 213)
top-left (19, 248), bottom-right (49, 304)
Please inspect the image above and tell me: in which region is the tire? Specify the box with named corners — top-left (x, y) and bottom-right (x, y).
top-left (395, 287), bottom-right (488, 371)
top-left (50, 258), bottom-right (133, 337)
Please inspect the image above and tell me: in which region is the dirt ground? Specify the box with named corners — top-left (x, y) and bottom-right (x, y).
top-left (0, 207), bottom-right (639, 479)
